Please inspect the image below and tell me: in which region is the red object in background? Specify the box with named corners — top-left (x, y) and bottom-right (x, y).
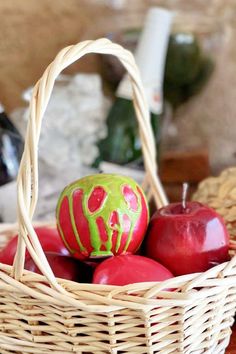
top-left (0, 227), bottom-right (69, 266)
top-left (25, 252), bottom-right (93, 283)
top-left (145, 202), bottom-right (229, 276)
top-left (92, 254), bottom-right (173, 286)
top-left (226, 325), bottom-right (236, 353)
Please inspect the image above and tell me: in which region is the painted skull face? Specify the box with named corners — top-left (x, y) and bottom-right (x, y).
top-left (56, 174), bottom-right (149, 260)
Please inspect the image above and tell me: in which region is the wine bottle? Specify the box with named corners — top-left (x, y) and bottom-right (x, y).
top-left (97, 7), bottom-right (173, 166)
top-left (0, 103), bottom-right (23, 186)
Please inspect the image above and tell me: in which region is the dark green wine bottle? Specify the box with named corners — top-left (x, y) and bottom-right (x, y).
top-left (98, 97), bottom-right (161, 165)
top-left (97, 8), bottom-right (173, 166)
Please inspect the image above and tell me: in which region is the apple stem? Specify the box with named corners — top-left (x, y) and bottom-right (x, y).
top-left (182, 183), bottom-right (189, 210)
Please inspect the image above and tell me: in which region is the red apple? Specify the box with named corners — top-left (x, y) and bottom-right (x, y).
top-left (145, 201), bottom-right (229, 276)
top-left (0, 227), bottom-right (69, 266)
top-left (25, 252), bottom-right (93, 283)
top-left (92, 254), bottom-right (173, 286)
top-left (56, 174), bottom-right (149, 260)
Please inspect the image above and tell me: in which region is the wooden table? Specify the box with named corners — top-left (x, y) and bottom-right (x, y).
top-left (226, 325), bottom-right (236, 353)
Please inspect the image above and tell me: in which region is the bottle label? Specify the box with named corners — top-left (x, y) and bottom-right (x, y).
top-left (116, 8), bottom-right (173, 115)
top-left (117, 75), bottom-right (163, 114)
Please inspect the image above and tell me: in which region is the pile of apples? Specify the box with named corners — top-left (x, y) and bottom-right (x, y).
top-left (0, 174), bottom-right (230, 286)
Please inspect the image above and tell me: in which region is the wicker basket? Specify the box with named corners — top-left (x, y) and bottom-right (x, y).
top-left (193, 167), bottom-right (236, 242)
top-left (0, 39), bottom-right (236, 354)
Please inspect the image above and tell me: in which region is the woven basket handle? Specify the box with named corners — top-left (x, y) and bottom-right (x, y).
top-left (12, 38), bottom-right (168, 289)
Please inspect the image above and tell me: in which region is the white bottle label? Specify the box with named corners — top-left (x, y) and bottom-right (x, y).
top-left (117, 8), bottom-right (173, 115)
top-left (117, 75), bottom-right (163, 114)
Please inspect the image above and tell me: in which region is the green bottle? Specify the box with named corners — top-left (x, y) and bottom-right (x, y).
top-left (97, 7), bottom-right (173, 166)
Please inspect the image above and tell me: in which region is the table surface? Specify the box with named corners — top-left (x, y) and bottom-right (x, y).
top-left (226, 325), bottom-right (236, 353)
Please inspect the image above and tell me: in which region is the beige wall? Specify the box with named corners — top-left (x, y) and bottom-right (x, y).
top-left (0, 0), bottom-right (230, 111)
top-left (0, 0), bottom-right (148, 112)
top-left (0, 0), bottom-right (113, 111)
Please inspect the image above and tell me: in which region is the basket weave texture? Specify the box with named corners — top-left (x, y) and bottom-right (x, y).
top-left (0, 39), bottom-right (236, 354)
top-left (193, 167), bottom-right (236, 241)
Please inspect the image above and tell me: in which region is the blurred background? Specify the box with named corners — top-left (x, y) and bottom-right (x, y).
top-left (0, 0), bottom-right (236, 222)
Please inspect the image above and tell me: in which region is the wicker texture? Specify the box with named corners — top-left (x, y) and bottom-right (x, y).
top-left (193, 167), bottom-right (236, 240)
top-left (0, 39), bottom-right (236, 353)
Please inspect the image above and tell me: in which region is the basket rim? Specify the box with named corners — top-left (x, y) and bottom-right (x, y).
top-left (0, 256), bottom-right (235, 313)
top-left (1, 223), bottom-right (236, 312)
top-left (1, 222), bottom-right (236, 291)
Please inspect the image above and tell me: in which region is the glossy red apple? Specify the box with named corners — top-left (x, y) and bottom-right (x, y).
top-left (145, 201), bottom-right (229, 276)
top-left (25, 252), bottom-right (93, 283)
top-left (0, 227), bottom-right (69, 266)
top-left (92, 254), bottom-right (173, 286)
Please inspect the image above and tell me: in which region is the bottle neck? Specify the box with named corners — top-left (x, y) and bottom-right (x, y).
top-left (117, 7), bottom-right (173, 114)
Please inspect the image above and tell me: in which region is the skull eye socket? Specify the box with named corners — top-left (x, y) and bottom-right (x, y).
top-left (88, 186), bottom-right (107, 213)
top-left (123, 185), bottom-right (138, 212)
